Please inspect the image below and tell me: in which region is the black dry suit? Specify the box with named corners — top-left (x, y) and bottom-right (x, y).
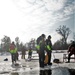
top-left (67, 42), bottom-right (75, 62)
top-left (46, 37), bottom-right (52, 65)
top-left (36, 34), bottom-right (46, 68)
top-left (38, 40), bottom-right (46, 68)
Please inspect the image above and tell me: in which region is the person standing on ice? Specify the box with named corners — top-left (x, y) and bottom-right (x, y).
top-left (36, 34), bottom-right (46, 68)
top-left (16, 51), bottom-right (19, 61)
top-left (28, 47), bottom-right (33, 60)
top-left (66, 41), bottom-right (75, 63)
top-left (46, 35), bottom-right (52, 65)
top-left (9, 41), bottom-right (17, 64)
top-left (21, 46), bottom-right (26, 59)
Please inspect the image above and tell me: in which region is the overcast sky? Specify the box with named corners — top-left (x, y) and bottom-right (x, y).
top-left (0, 0), bottom-right (75, 44)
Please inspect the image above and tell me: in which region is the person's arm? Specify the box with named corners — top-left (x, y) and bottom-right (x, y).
top-left (68, 45), bottom-right (72, 52)
top-left (49, 40), bottom-right (52, 50)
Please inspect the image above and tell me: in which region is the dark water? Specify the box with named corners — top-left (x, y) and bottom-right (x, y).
top-left (39, 69), bottom-right (52, 75)
top-left (9, 67), bottom-right (75, 75)
top-left (68, 69), bottom-right (75, 75)
top-left (39, 68), bottom-right (75, 75)
top-left (39, 67), bottom-right (70, 75)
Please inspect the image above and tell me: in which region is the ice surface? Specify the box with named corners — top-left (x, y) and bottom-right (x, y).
top-left (0, 50), bottom-right (75, 75)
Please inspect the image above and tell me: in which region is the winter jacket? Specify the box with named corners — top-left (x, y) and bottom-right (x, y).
top-left (46, 39), bottom-right (52, 51)
top-left (68, 44), bottom-right (75, 54)
top-left (9, 44), bottom-right (17, 54)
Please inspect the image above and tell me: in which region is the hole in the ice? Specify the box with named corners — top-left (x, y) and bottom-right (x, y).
top-left (68, 69), bottom-right (75, 75)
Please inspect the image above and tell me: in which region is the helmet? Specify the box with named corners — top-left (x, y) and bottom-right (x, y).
top-left (12, 41), bottom-right (14, 44)
top-left (48, 35), bottom-right (51, 39)
top-left (41, 34), bottom-right (45, 38)
top-left (72, 41), bottom-right (75, 44)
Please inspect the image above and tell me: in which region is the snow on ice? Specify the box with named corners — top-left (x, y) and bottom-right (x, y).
top-left (0, 50), bottom-right (75, 75)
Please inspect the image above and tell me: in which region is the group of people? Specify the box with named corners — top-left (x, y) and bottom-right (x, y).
top-left (9, 34), bottom-right (52, 67)
top-left (36, 34), bottom-right (75, 67)
top-left (9, 42), bottom-right (26, 64)
top-left (36, 34), bottom-right (52, 68)
top-left (9, 41), bottom-right (32, 64)
top-left (9, 42), bottom-right (18, 64)
top-left (9, 34), bottom-right (75, 67)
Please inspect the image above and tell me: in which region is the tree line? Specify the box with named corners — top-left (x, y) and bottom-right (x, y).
top-left (0, 25), bottom-right (74, 52)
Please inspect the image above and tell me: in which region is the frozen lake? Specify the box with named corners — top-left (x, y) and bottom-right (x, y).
top-left (0, 50), bottom-right (75, 75)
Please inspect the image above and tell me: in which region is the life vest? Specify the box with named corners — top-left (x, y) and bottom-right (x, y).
top-left (36, 45), bottom-right (40, 50)
top-left (36, 40), bottom-right (46, 51)
top-left (28, 49), bottom-right (32, 52)
top-left (9, 44), bottom-right (17, 53)
top-left (46, 45), bottom-right (51, 50)
top-left (9, 44), bottom-right (15, 50)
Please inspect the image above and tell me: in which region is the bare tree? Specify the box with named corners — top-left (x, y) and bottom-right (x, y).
top-left (56, 25), bottom-right (71, 45)
top-left (1, 35), bottom-right (11, 51)
top-left (15, 37), bottom-right (20, 51)
top-left (15, 37), bottom-right (20, 44)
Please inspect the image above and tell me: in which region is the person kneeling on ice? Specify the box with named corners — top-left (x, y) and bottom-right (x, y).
top-left (9, 41), bottom-right (17, 64)
top-left (66, 41), bottom-right (75, 63)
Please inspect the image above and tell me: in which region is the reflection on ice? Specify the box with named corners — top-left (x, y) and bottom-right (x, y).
top-left (0, 51), bottom-right (75, 75)
top-left (39, 69), bottom-right (52, 75)
top-left (9, 67), bottom-right (70, 75)
top-left (52, 67), bottom-right (70, 75)
top-left (10, 72), bottom-right (19, 75)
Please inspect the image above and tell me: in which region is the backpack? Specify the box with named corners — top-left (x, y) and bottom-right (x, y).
top-left (44, 54), bottom-right (48, 64)
top-left (53, 59), bottom-right (60, 63)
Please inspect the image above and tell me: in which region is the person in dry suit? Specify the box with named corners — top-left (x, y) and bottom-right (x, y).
top-left (9, 42), bottom-right (17, 64)
top-left (36, 34), bottom-right (46, 68)
top-left (28, 47), bottom-right (32, 60)
top-left (16, 52), bottom-right (19, 61)
top-left (21, 46), bottom-right (26, 59)
top-left (46, 35), bottom-right (52, 65)
top-left (66, 41), bottom-right (75, 63)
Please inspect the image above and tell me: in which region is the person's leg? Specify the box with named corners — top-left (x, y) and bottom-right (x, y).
top-left (48, 51), bottom-right (52, 65)
top-left (14, 53), bottom-right (16, 63)
top-left (30, 52), bottom-right (32, 59)
top-left (21, 55), bottom-right (23, 59)
top-left (48, 52), bottom-right (50, 65)
top-left (16, 53), bottom-right (18, 60)
top-left (23, 54), bottom-right (25, 59)
top-left (39, 54), bottom-right (42, 67)
top-left (17, 53), bottom-right (18, 60)
top-left (41, 53), bottom-right (45, 68)
top-left (49, 52), bottom-right (52, 65)
top-left (22, 55), bottom-right (24, 59)
top-left (11, 54), bottom-right (14, 64)
top-left (74, 54), bottom-right (75, 61)
top-left (68, 53), bottom-right (72, 62)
